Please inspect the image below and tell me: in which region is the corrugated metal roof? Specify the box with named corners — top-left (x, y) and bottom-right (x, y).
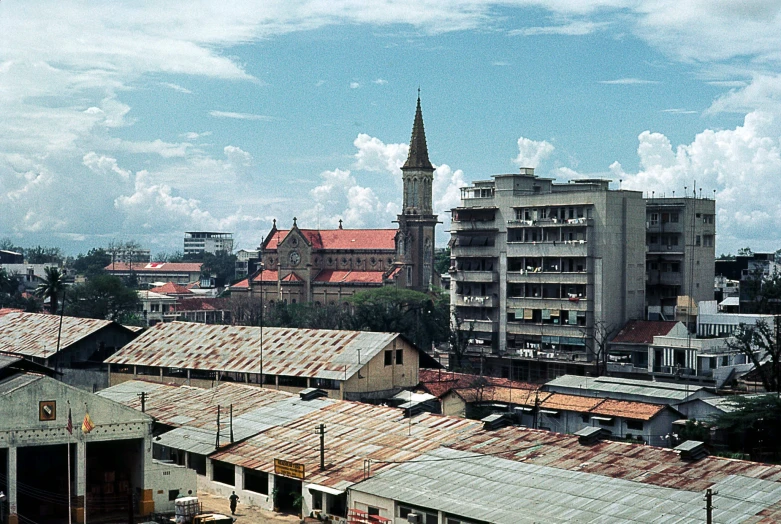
top-left (105, 322), bottom-right (399, 381)
top-left (211, 401), bottom-right (484, 489)
top-left (97, 379), bottom-right (293, 429)
top-left (418, 369), bottom-right (539, 398)
top-left (545, 375), bottom-right (704, 401)
top-left (351, 448), bottom-right (781, 523)
top-left (0, 311), bottom-right (129, 358)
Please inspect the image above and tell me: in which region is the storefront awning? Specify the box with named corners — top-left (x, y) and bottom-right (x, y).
top-left (306, 483), bottom-right (345, 496)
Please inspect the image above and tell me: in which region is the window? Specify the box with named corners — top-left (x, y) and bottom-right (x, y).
top-left (396, 349), bottom-right (403, 365)
top-left (671, 212), bottom-right (679, 223)
top-left (627, 420), bottom-right (643, 431)
top-left (696, 235), bottom-right (701, 246)
top-left (244, 469), bottom-right (268, 494)
top-left (649, 213), bottom-right (659, 225)
top-left (188, 453), bottom-right (206, 476)
top-left (703, 235), bottom-right (714, 247)
top-left (704, 214), bottom-right (714, 224)
top-left (598, 418), bottom-right (614, 427)
top-left (384, 350), bottom-right (393, 366)
top-left (649, 235), bottom-right (658, 244)
top-left (169, 489), bottom-right (180, 501)
top-left (211, 460), bottom-right (235, 485)
top-left (581, 415), bottom-right (590, 423)
top-left (368, 507), bottom-right (380, 516)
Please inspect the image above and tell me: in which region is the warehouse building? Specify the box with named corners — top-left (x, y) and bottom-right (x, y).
top-left (105, 321), bottom-right (433, 401)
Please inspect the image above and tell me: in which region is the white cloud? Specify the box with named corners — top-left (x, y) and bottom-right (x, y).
top-left (209, 110), bottom-right (276, 121)
top-left (433, 164), bottom-right (467, 216)
top-left (511, 20), bottom-right (610, 36)
top-left (161, 82), bottom-right (192, 94)
top-left (614, 111), bottom-right (781, 252)
top-left (306, 168), bottom-right (390, 228)
top-left (707, 74), bottom-right (781, 115)
top-left (513, 137), bottom-right (555, 168)
top-left (373, 78), bottom-right (388, 85)
top-left (661, 108), bottom-right (699, 114)
top-left (180, 131), bottom-right (212, 140)
top-left (352, 134), bottom-right (408, 175)
top-left (82, 152), bottom-right (131, 180)
top-left (599, 78), bottom-right (660, 85)
top-left (350, 82), bottom-right (361, 89)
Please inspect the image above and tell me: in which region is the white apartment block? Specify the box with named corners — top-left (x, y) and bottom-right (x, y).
top-left (183, 232), bottom-right (234, 255)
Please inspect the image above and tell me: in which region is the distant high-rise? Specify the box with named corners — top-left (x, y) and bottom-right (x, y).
top-left (184, 232), bottom-right (234, 256)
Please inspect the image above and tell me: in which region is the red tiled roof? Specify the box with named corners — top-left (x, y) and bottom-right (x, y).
top-left (149, 282), bottom-right (193, 295)
top-left (314, 270), bottom-right (385, 284)
top-left (105, 262), bottom-right (202, 273)
top-left (175, 298), bottom-right (230, 312)
top-left (540, 393), bottom-right (603, 412)
top-left (0, 308), bottom-right (24, 317)
top-left (282, 273), bottom-right (304, 282)
top-left (418, 369), bottom-right (539, 398)
top-left (611, 320), bottom-right (680, 345)
top-left (232, 278), bottom-right (250, 289)
top-left (250, 270), bottom-right (279, 282)
top-left (265, 229), bottom-right (396, 250)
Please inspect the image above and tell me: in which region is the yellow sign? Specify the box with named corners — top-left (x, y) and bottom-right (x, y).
top-left (274, 458), bottom-right (306, 480)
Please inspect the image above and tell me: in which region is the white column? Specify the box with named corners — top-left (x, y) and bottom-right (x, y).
top-left (7, 445), bottom-right (17, 520)
top-left (76, 440), bottom-right (87, 523)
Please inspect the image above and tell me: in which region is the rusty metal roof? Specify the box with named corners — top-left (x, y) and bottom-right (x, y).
top-left (0, 311), bottom-right (131, 358)
top-left (212, 400), bottom-right (484, 489)
top-left (105, 321), bottom-right (399, 381)
top-left (97, 379), bottom-right (292, 430)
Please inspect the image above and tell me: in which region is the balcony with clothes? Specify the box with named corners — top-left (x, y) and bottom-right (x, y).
top-left (507, 256), bottom-right (589, 284)
top-left (504, 332), bottom-right (591, 363)
top-left (506, 307), bottom-right (589, 338)
top-left (454, 282), bottom-right (498, 308)
top-left (507, 283), bottom-right (589, 311)
top-left (506, 226), bottom-right (588, 257)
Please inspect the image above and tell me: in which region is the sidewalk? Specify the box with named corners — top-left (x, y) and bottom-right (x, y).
top-left (198, 492), bottom-right (301, 524)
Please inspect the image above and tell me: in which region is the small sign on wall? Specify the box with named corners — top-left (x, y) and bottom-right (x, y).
top-left (39, 400), bottom-right (56, 421)
top-left (274, 458), bottom-right (306, 479)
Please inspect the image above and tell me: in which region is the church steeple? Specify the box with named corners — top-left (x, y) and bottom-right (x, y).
top-left (402, 95), bottom-right (434, 171)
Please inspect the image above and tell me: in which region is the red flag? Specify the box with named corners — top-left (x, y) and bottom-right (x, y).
top-left (66, 407), bottom-right (73, 435)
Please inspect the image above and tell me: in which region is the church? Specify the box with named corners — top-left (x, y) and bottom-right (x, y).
top-left (232, 97), bottom-right (439, 305)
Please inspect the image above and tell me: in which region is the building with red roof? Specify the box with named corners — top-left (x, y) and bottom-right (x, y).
top-left (104, 262), bottom-right (202, 286)
top-left (234, 97), bottom-right (440, 306)
top-left (608, 319), bottom-right (688, 376)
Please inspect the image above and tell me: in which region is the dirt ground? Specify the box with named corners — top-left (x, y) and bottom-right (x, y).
top-left (198, 492), bottom-right (302, 524)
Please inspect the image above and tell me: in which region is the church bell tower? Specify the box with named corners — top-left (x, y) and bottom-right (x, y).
top-left (396, 95), bottom-right (439, 291)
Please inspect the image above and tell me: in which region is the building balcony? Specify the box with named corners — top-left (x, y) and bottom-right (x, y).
top-left (458, 319), bottom-right (498, 333)
top-left (506, 322), bottom-right (587, 337)
top-left (451, 219), bottom-right (498, 231)
top-left (508, 217), bottom-right (591, 227)
top-left (646, 273), bottom-right (684, 287)
top-left (506, 241), bottom-right (587, 258)
top-left (506, 272), bottom-right (588, 285)
top-left (507, 296), bottom-right (589, 312)
top-left (646, 222), bottom-right (684, 234)
top-left (452, 245), bottom-right (498, 257)
top-left (606, 362), bottom-right (649, 375)
top-left (451, 270), bottom-right (498, 283)
top-left (454, 295), bottom-right (497, 307)
top-left (647, 245), bottom-right (684, 255)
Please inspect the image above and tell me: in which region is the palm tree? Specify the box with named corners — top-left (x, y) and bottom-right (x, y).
top-left (36, 267), bottom-right (65, 313)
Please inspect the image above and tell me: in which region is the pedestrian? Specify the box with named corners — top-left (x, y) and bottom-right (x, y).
top-left (229, 491), bottom-right (240, 515)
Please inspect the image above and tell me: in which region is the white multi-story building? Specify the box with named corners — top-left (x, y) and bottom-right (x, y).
top-left (183, 232), bottom-right (234, 255)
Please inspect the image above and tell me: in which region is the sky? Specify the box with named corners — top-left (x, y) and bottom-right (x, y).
top-left (1, 1), bottom-right (780, 257)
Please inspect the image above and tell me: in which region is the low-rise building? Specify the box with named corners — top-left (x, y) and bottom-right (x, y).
top-left (104, 262), bottom-right (202, 286)
top-left (697, 300), bottom-right (776, 338)
top-left (136, 290), bottom-right (178, 326)
top-left (543, 374), bottom-right (714, 406)
top-left (648, 334), bottom-right (751, 387)
top-left (0, 311), bottom-right (139, 391)
top-left (1, 372), bottom-right (194, 524)
top-left (105, 321), bottom-right (431, 401)
top-left (608, 319), bottom-right (688, 376)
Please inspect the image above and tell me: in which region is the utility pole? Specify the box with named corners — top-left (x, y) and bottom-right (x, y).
top-left (229, 404), bottom-right (234, 443)
top-left (137, 392), bottom-right (147, 413)
top-left (705, 488), bottom-right (713, 524)
top-left (215, 405), bottom-right (221, 450)
top-left (315, 424), bottom-right (326, 470)
top-left (533, 390), bottom-right (540, 430)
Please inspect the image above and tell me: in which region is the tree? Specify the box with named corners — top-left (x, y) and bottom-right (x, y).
top-left (742, 268), bottom-right (781, 314)
top-left (449, 314), bottom-right (475, 372)
top-left (154, 250), bottom-right (184, 263)
top-left (713, 395), bottom-right (781, 460)
top-left (0, 268), bottom-right (18, 294)
top-left (195, 251), bottom-right (238, 285)
top-left (35, 267), bottom-right (65, 313)
top-left (65, 275), bottom-right (140, 321)
top-left (0, 238), bottom-right (23, 253)
top-left (583, 321), bottom-right (616, 377)
top-left (726, 319), bottom-right (780, 392)
top-left (25, 245), bottom-right (64, 264)
top-left (72, 248), bottom-right (112, 278)
top-left (0, 268), bottom-right (41, 312)
top-left (738, 247), bottom-right (754, 257)
top-left (434, 247), bottom-right (452, 276)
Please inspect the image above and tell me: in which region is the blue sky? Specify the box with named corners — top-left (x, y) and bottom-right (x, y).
top-left (1, 1), bottom-right (780, 257)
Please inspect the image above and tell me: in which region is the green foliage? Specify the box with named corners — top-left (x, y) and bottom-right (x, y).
top-left (0, 238), bottom-right (23, 253)
top-left (741, 267), bottom-right (781, 314)
top-left (24, 245), bottom-right (65, 264)
top-left (713, 395), bottom-right (781, 460)
top-left (184, 251), bottom-right (237, 285)
top-left (727, 320), bottom-right (780, 392)
top-left (72, 248), bottom-right (112, 278)
top-left (0, 268), bottom-right (42, 312)
top-left (678, 419), bottom-right (710, 443)
top-left (35, 266), bottom-right (65, 313)
top-left (737, 247), bottom-right (754, 257)
top-left (154, 250), bottom-right (184, 263)
top-left (434, 247), bottom-right (451, 276)
top-left (65, 275), bottom-right (140, 321)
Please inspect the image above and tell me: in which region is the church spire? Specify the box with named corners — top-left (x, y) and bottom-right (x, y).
top-left (402, 94), bottom-right (434, 171)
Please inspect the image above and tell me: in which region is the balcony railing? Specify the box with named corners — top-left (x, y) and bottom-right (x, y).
top-left (452, 270), bottom-right (498, 283)
top-left (506, 241), bottom-right (587, 258)
top-left (454, 295), bottom-right (496, 307)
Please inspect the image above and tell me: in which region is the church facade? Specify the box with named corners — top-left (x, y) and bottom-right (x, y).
top-left (232, 97), bottom-right (439, 305)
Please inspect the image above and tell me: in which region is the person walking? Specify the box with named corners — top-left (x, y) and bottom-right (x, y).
top-left (229, 491), bottom-right (240, 515)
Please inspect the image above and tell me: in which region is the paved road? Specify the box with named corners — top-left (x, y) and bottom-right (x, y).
top-left (198, 492), bottom-right (301, 524)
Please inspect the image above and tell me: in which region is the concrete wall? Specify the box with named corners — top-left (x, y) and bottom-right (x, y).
top-left (343, 339), bottom-right (419, 398)
top-left (145, 460), bottom-right (197, 512)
